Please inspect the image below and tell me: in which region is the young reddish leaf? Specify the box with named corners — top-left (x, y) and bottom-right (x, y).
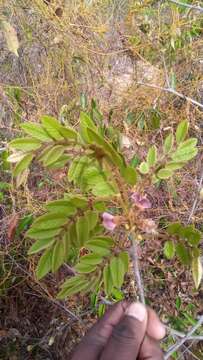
top-left (7, 213), bottom-right (19, 242)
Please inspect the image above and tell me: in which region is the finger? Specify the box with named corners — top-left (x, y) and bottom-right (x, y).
top-left (139, 335), bottom-right (164, 360)
top-left (71, 301), bottom-right (128, 360)
top-left (147, 308), bottom-right (166, 340)
top-left (100, 302), bottom-right (148, 360)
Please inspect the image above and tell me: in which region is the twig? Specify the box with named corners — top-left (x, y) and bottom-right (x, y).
top-left (168, 0), bottom-right (203, 12)
top-left (129, 233), bottom-right (145, 304)
top-left (164, 315), bottom-right (203, 359)
top-left (166, 326), bottom-right (203, 341)
top-left (137, 82), bottom-right (203, 109)
top-left (187, 169), bottom-right (203, 223)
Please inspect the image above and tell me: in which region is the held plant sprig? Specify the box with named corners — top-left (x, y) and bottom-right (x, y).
top-left (8, 113), bottom-right (202, 299)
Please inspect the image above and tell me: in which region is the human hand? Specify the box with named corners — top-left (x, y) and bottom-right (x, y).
top-left (71, 301), bottom-right (166, 360)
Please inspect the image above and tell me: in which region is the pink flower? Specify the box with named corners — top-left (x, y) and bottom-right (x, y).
top-left (140, 219), bottom-right (157, 234)
top-left (131, 192), bottom-right (151, 211)
top-left (102, 212), bottom-right (117, 231)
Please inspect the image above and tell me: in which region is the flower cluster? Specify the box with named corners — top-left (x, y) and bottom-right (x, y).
top-left (102, 192), bottom-right (156, 234)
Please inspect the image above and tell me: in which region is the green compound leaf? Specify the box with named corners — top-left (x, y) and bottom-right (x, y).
top-left (57, 276), bottom-right (89, 299)
top-left (176, 242), bottom-right (190, 265)
top-left (85, 210), bottom-right (98, 231)
top-left (178, 138), bottom-right (197, 150)
top-left (86, 127), bottom-right (124, 168)
top-left (167, 222), bottom-right (182, 235)
top-left (179, 225), bottom-right (201, 246)
top-left (176, 120), bottom-right (188, 144)
top-left (79, 253), bottom-right (103, 265)
top-left (13, 153), bottom-right (33, 177)
top-left (147, 145), bottom-right (157, 167)
top-left (46, 200), bottom-right (76, 216)
top-left (52, 240), bottom-right (65, 272)
top-left (86, 236), bottom-right (113, 256)
top-left (31, 213), bottom-right (68, 230)
top-left (21, 123), bottom-right (52, 142)
top-left (192, 257), bottom-right (203, 289)
top-left (157, 168), bottom-right (173, 179)
top-left (59, 127), bottom-right (78, 140)
top-left (76, 216), bottom-right (89, 247)
top-left (164, 240), bottom-right (175, 260)
top-left (119, 251), bottom-right (129, 273)
top-left (165, 162), bottom-right (185, 171)
top-left (41, 115), bottom-right (64, 140)
top-left (103, 264), bottom-right (113, 296)
top-left (139, 162), bottom-right (149, 174)
top-left (68, 156), bottom-right (89, 184)
top-left (36, 247), bottom-right (53, 279)
top-left (42, 145), bottom-right (66, 166)
top-left (64, 194), bottom-right (88, 209)
top-left (110, 255), bottom-right (126, 289)
top-left (28, 237), bottom-right (56, 255)
top-left (121, 166), bottom-right (137, 185)
top-left (164, 133), bottom-right (174, 154)
top-left (26, 227), bottom-right (61, 240)
top-left (9, 138), bottom-right (42, 151)
top-left (75, 262), bottom-right (96, 273)
top-left (79, 111), bottom-right (97, 142)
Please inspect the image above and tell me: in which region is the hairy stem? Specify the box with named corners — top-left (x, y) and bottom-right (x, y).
top-left (129, 233), bottom-right (145, 304)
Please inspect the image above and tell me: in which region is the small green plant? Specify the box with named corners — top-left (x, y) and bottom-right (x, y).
top-left (8, 112), bottom-right (202, 299)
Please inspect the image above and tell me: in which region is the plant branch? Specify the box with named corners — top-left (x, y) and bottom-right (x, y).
top-left (129, 233), bottom-right (145, 304)
top-left (137, 82), bottom-right (203, 109)
top-left (168, 0), bottom-right (203, 12)
top-left (164, 315), bottom-right (203, 359)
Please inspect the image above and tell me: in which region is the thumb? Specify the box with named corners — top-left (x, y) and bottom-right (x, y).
top-left (100, 302), bottom-right (147, 360)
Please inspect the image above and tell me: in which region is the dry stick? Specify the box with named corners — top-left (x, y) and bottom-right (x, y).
top-left (137, 82), bottom-right (203, 109)
top-left (167, 326), bottom-right (203, 341)
top-left (168, 0), bottom-right (203, 12)
top-left (164, 315), bottom-right (203, 359)
top-left (187, 169), bottom-right (203, 223)
top-left (129, 233), bottom-right (145, 304)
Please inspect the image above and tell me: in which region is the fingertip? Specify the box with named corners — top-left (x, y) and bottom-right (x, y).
top-left (147, 308), bottom-right (166, 340)
top-left (125, 302), bottom-right (147, 323)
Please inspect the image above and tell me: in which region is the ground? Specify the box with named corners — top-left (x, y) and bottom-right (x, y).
top-left (0, 0), bottom-right (203, 359)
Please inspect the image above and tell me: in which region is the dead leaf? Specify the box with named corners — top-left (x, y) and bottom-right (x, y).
top-left (2, 20), bottom-right (19, 57)
top-left (55, 8), bottom-right (63, 17)
top-left (7, 213), bottom-right (19, 242)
